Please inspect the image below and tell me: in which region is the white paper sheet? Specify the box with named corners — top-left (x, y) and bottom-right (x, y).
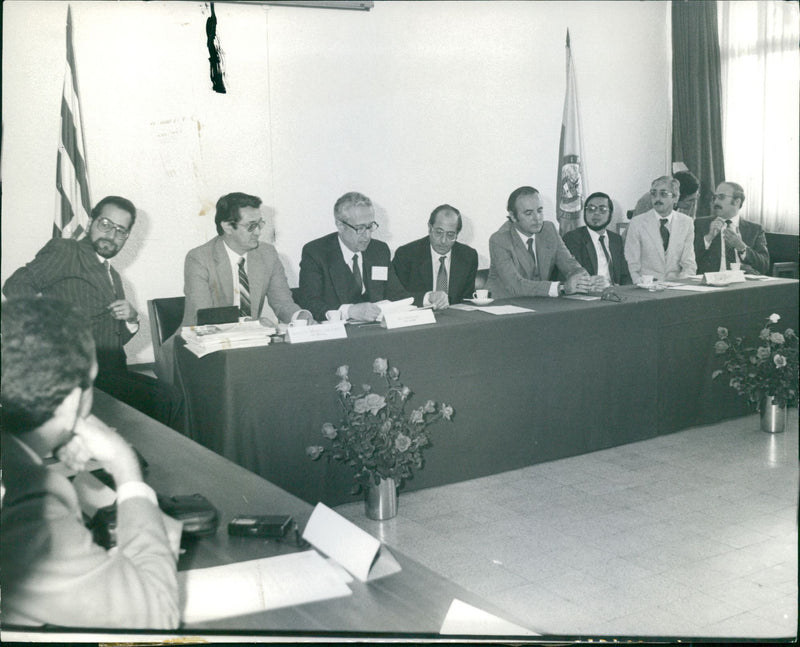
top-left (666, 284), bottom-right (726, 292)
top-left (302, 502), bottom-right (401, 582)
top-left (179, 550), bottom-right (352, 624)
top-left (476, 305), bottom-right (535, 315)
top-left (440, 598), bottom-right (538, 636)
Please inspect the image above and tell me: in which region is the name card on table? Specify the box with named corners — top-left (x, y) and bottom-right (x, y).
top-left (286, 321), bottom-right (347, 344)
top-left (380, 308), bottom-right (436, 330)
top-left (303, 502), bottom-right (401, 582)
top-left (703, 269), bottom-right (746, 286)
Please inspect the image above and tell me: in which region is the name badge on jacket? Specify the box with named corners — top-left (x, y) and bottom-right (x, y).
top-left (371, 266), bottom-right (388, 281)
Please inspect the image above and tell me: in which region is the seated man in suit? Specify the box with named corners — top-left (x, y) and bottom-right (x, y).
top-left (1, 297), bottom-right (179, 629)
top-left (391, 204), bottom-right (478, 308)
top-left (485, 186), bottom-right (591, 298)
top-left (563, 191), bottom-right (632, 286)
top-left (3, 196), bottom-right (183, 431)
top-left (625, 175), bottom-right (697, 284)
top-left (298, 191), bottom-right (405, 322)
top-left (694, 181), bottom-right (769, 275)
top-left (182, 192), bottom-right (312, 327)
top-left (632, 169), bottom-right (700, 219)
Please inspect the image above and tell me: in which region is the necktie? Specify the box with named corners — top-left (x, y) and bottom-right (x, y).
top-left (352, 254), bottom-right (363, 294)
top-left (103, 261), bottom-right (118, 297)
top-left (238, 257), bottom-right (251, 318)
top-left (659, 218), bottom-right (670, 251)
top-left (599, 234), bottom-right (613, 278)
top-left (723, 219), bottom-right (739, 269)
top-left (435, 256), bottom-right (448, 293)
top-left (526, 237), bottom-right (539, 279)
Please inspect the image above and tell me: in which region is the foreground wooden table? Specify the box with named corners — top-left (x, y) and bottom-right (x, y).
top-left (1, 390), bottom-right (535, 642)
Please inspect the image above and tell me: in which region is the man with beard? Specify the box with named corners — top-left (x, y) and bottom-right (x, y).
top-left (563, 192), bottom-right (631, 286)
top-left (3, 196), bottom-right (183, 429)
top-left (390, 204), bottom-right (478, 307)
top-left (624, 176), bottom-right (697, 284)
top-left (694, 181), bottom-right (769, 275)
top-left (485, 186), bottom-right (591, 298)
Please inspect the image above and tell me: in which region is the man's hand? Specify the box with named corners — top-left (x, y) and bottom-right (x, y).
top-left (706, 218), bottom-right (725, 242)
top-left (589, 275), bottom-right (611, 291)
top-left (564, 271), bottom-right (593, 295)
top-left (426, 291), bottom-right (450, 310)
top-left (349, 302), bottom-right (382, 322)
top-left (108, 299), bottom-right (138, 323)
top-left (721, 227), bottom-right (747, 253)
top-left (57, 414), bottom-right (143, 486)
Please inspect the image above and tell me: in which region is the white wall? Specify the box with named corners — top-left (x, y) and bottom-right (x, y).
top-left (2, 0), bottom-right (671, 363)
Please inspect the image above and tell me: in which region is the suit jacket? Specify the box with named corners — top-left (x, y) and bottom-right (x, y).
top-left (694, 216), bottom-right (770, 275)
top-left (0, 433), bottom-right (179, 628)
top-left (297, 232), bottom-right (405, 321)
top-left (485, 220), bottom-right (584, 298)
top-left (391, 237), bottom-right (478, 305)
top-left (2, 237), bottom-right (133, 372)
top-left (182, 236), bottom-right (300, 326)
top-left (624, 209), bottom-right (697, 283)
top-left (562, 226), bottom-right (632, 285)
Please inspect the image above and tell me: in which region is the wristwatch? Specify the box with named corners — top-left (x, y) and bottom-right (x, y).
top-left (558, 282), bottom-right (566, 296)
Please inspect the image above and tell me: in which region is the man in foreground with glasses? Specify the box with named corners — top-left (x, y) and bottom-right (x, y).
top-left (298, 191), bottom-right (405, 322)
top-left (3, 196), bottom-right (182, 430)
top-left (693, 181), bottom-right (769, 275)
top-left (182, 192), bottom-right (311, 327)
top-left (563, 192), bottom-right (631, 286)
top-left (390, 204), bottom-right (478, 308)
top-left (624, 175), bottom-right (697, 284)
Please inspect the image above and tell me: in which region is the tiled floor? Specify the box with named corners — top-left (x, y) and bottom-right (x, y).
top-left (335, 411), bottom-right (798, 639)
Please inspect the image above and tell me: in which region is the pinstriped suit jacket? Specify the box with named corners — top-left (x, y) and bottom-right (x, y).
top-left (2, 237), bottom-right (133, 371)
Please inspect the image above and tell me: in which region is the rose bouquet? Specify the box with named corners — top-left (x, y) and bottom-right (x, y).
top-left (306, 358), bottom-right (453, 493)
top-left (712, 313), bottom-right (799, 408)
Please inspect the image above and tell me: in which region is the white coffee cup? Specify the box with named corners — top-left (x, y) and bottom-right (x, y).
top-left (326, 310), bottom-right (343, 322)
top-left (640, 275), bottom-right (654, 287)
top-left (730, 262), bottom-right (741, 271)
top-left (473, 289), bottom-right (490, 300)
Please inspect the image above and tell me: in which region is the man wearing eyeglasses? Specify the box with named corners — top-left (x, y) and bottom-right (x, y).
top-left (624, 176), bottom-right (697, 284)
top-left (182, 192), bottom-right (311, 327)
top-left (390, 204), bottom-right (478, 308)
top-left (563, 192), bottom-right (632, 286)
top-left (693, 182), bottom-right (769, 275)
top-left (298, 191), bottom-right (405, 322)
top-left (3, 196), bottom-right (183, 430)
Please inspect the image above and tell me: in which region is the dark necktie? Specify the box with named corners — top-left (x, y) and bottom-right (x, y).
top-left (103, 261), bottom-right (118, 298)
top-left (723, 219), bottom-right (736, 269)
top-left (238, 257), bottom-right (251, 318)
top-left (526, 237), bottom-right (539, 279)
top-left (659, 218), bottom-right (670, 251)
top-left (435, 256), bottom-right (448, 293)
top-left (352, 254), bottom-right (363, 294)
top-left (599, 234), bottom-right (613, 277)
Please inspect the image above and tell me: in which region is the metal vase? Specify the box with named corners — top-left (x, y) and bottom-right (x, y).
top-left (365, 477), bottom-right (398, 520)
top-left (760, 395), bottom-right (787, 433)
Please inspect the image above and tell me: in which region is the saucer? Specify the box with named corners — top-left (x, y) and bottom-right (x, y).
top-left (466, 298), bottom-right (494, 306)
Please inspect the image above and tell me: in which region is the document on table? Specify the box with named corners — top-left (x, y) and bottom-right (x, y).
top-left (179, 550), bottom-right (352, 623)
top-left (475, 305), bottom-right (535, 315)
top-left (440, 598), bottom-right (538, 636)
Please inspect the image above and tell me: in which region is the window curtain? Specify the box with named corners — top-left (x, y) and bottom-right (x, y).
top-left (671, 0), bottom-right (726, 219)
top-left (718, 1), bottom-right (799, 235)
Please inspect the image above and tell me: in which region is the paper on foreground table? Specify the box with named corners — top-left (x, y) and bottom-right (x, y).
top-left (179, 550), bottom-right (352, 624)
top-left (439, 598), bottom-right (538, 636)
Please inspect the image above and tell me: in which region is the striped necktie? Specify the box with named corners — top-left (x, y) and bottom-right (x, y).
top-left (659, 219), bottom-right (670, 251)
top-left (238, 257), bottom-right (251, 318)
top-left (352, 254), bottom-right (363, 294)
top-left (526, 237), bottom-right (539, 279)
top-left (103, 261), bottom-right (118, 298)
top-left (435, 256), bottom-right (448, 293)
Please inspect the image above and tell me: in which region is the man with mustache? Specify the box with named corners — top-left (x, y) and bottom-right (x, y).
top-left (563, 191), bottom-right (632, 286)
top-left (3, 196), bottom-right (182, 430)
top-left (624, 176), bottom-right (697, 284)
top-left (693, 181), bottom-right (769, 275)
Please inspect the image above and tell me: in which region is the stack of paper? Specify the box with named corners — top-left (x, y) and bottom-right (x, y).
top-left (181, 321), bottom-right (276, 358)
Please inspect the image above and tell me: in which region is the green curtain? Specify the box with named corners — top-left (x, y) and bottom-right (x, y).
top-left (672, 0), bottom-right (725, 218)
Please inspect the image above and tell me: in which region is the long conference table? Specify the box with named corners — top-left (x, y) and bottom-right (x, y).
top-left (1, 389), bottom-right (534, 641)
top-left (176, 278), bottom-right (799, 507)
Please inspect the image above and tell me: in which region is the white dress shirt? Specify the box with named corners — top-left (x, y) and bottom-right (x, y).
top-left (423, 246), bottom-right (452, 305)
top-left (587, 228), bottom-right (612, 281)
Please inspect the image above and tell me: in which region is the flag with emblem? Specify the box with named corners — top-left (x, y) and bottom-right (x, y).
top-left (556, 29), bottom-right (586, 237)
top-left (54, 5), bottom-right (92, 240)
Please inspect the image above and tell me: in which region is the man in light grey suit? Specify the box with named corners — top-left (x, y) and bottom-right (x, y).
top-left (486, 186), bottom-right (591, 298)
top-left (624, 176), bottom-right (697, 284)
top-left (182, 192), bottom-right (312, 326)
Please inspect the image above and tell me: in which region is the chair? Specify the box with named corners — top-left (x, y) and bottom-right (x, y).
top-left (474, 268), bottom-right (489, 290)
top-left (147, 296), bottom-right (185, 361)
top-left (617, 222), bottom-right (630, 240)
top-left (771, 261), bottom-right (799, 279)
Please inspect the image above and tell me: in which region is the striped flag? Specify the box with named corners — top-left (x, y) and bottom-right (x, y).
top-left (556, 29), bottom-right (586, 237)
top-left (54, 5), bottom-right (91, 240)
